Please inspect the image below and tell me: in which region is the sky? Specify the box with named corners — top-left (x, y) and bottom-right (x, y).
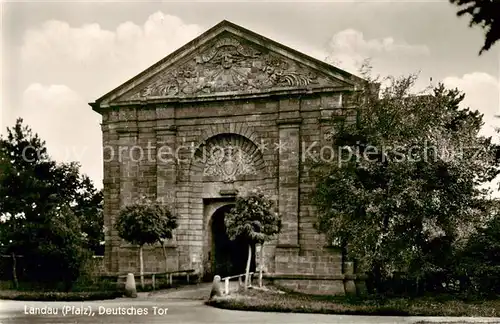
top-left (1, 0), bottom-right (499, 193)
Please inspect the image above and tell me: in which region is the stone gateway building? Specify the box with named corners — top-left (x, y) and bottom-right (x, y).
top-left (91, 20), bottom-right (366, 295)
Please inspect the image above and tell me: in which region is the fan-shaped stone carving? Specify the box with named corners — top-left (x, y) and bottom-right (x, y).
top-left (194, 134), bottom-right (264, 183)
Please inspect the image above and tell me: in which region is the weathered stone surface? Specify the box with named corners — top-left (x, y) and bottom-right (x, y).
top-left (210, 275), bottom-right (223, 299)
top-left (274, 279), bottom-right (346, 296)
top-left (91, 20), bottom-right (366, 296)
top-left (119, 37), bottom-right (341, 101)
top-left (124, 273), bottom-right (138, 298)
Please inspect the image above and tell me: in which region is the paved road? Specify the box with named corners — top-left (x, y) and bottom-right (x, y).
top-left (0, 285), bottom-right (499, 324)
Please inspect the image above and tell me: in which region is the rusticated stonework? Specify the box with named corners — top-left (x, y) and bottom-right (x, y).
top-left (92, 20), bottom-right (367, 297)
top-left (121, 36), bottom-right (340, 101)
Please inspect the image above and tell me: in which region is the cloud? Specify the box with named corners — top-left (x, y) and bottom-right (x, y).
top-left (19, 12), bottom-right (204, 99)
top-left (252, 28), bottom-right (430, 78)
top-left (329, 29), bottom-right (430, 55)
top-left (325, 29), bottom-right (430, 74)
top-left (21, 12), bottom-right (203, 67)
top-left (21, 83), bottom-right (103, 188)
top-left (442, 72), bottom-right (500, 140)
top-left (13, 12), bottom-right (204, 188)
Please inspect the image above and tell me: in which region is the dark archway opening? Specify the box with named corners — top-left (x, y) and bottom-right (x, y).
top-left (211, 204), bottom-right (256, 278)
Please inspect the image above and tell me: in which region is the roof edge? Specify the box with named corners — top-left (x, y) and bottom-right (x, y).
top-left (93, 20), bottom-right (234, 105)
top-left (90, 20), bottom-right (367, 109)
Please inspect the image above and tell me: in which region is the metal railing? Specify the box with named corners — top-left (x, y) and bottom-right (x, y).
top-left (220, 272), bottom-right (254, 295)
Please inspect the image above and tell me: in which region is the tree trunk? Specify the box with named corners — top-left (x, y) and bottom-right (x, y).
top-left (259, 243), bottom-right (264, 288)
top-left (139, 245), bottom-right (144, 289)
top-left (245, 244), bottom-right (252, 290)
top-left (372, 260), bottom-right (382, 294)
top-left (11, 252), bottom-right (18, 289)
top-left (161, 241), bottom-right (168, 273)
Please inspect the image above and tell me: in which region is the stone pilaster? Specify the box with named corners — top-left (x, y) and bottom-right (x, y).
top-left (155, 126), bottom-right (177, 203)
top-left (319, 93), bottom-right (343, 120)
top-left (136, 108), bottom-right (157, 199)
top-left (118, 127), bottom-right (139, 207)
top-left (115, 119), bottom-right (138, 274)
top-left (276, 98), bottom-right (301, 247)
top-left (155, 105), bottom-right (177, 245)
top-left (101, 121), bottom-right (121, 274)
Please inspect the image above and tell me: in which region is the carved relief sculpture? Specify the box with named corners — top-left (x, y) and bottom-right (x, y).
top-left (203, 145), bottom-right (256, 183)
top-left (125, 37), bottom-right (334, 100)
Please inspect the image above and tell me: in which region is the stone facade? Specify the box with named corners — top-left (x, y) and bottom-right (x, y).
top-left (91, 20), bottom-right (366, 295)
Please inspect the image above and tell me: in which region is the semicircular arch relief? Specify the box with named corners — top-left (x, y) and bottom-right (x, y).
top-left (191, 133), bottom-right (266, 183)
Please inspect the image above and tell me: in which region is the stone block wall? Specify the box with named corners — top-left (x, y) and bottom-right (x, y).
top-left (100, 90), bottom-right (360, 294)
top-left (117, 245), bottom-right (179, 274)
top-left (173, 99), bottom-right (279, 276)
top-left (274, 248), bottom-right (343, 276)
top-left (274, 279), bottom-right (345, 295)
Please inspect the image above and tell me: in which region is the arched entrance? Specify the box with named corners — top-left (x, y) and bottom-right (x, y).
top-left (210, 204), bottom-right (256, 278)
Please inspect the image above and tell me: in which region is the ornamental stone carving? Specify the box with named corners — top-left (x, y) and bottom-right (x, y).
top-left (204, 145), bottom-right (256, 183)
top-left (123, 36), bottom-right (337, 100)
top-left (194, 133), bottom-right (264, 183)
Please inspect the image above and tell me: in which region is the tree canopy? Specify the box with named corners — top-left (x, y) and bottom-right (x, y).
top-left (224, 189), bottom-right (281, 287)
top-left (115, 197), bottom-right (177, 287)
top-left (225, 190), bottom-right (281, 244)
top-left (0, 118), bottom-right (104, 256)
top-left (449, 0), bottom-right (500, 54)
top-left (0, 118), bottom-right (103, 287)
top-left (115, 197), bottom-right (178, 247)
top-left (312, 72), bottom-right (498, 292)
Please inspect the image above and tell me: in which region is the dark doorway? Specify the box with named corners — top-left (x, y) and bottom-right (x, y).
top-left (210, 204), bottom-right (256, 278)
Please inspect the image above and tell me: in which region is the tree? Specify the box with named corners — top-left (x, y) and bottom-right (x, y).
top-left (312, 72), bottom-right (497, 294)
top-left (0, 119), bottom-right (104, 253)
top-left (115, 197), bottom-right (177, 289)
top-left (72, 179), bottom-right (104, 255)
top-left (224, 189), bottom-right (282, 288)
top-left (0, 211), bottom-right (24, 288)
top-left (449, 0), bottom-right (500, 54)
top-left (0, 118), bottom-right (104, 286)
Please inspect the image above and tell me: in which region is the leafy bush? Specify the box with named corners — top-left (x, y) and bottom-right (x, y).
top-left (0, 275), bottom-right (120, 300)
top-left (457, 213), bottom-right (500, 297)
top-left (19, 205), bottom-right (91, 290)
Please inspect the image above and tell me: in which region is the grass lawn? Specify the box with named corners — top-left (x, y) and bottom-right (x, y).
top-left (0, 290), bottom-right (121, 301)
top-left (0, 279), bottom-right (121, 301)
top-left (0, 277), bottom-right (199, 301)
top-left (206, 287), bottom-right (500, 317)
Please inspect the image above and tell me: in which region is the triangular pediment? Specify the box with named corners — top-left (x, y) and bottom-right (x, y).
top-left (92, 21), bottom-right (365, 108)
